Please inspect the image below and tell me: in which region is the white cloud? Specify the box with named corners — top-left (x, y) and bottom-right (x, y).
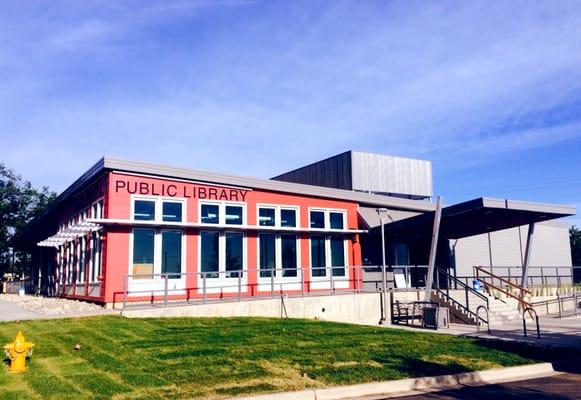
top-left (1, 0), bottom-right (581, 194)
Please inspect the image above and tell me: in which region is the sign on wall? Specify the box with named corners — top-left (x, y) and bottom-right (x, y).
top-left (114, 179), bottom-right (249, 202)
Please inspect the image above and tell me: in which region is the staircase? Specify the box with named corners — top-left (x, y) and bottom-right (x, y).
top-left (431, 267), bottom-right (528, 328)
top-left (433, 288), bottom-right (523, 327)
top-left (484, 294), bottom-right (521, 325)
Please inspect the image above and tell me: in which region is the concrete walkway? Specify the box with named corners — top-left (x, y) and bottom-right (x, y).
top-left (388, 315), bottom-right (581, 348)
top-left (0, 299), bottom-right (41, 321)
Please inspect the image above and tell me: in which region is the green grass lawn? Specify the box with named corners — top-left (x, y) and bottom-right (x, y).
top-left (0, 316), bottom-right (576, 400)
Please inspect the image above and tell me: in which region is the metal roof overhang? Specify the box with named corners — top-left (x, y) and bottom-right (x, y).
top-left (382, 197), bottom-right (576, 239)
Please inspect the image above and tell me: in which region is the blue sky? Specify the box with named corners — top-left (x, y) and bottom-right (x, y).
top-left (1, 1), bottom-right (580, 226)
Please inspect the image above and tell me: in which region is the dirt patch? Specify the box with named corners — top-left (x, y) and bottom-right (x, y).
top-left (0, 294), bottom-right (103, 315)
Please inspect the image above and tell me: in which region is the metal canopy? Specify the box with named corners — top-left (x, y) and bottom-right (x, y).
top-left (383, 197), bottom-right (576, 239)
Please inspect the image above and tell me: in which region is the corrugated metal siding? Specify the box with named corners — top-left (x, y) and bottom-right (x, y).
top-left (453, 222), bottom-right (573, 277)
top-left (527, 223), bottom-right (573, 266)
top-left (271, 151), bottom-right (352, 190)
top-left (490, 227), bottom-right (524, 267)
top-left (452, 233), bottom-right (492, 277)
top-left (351, 152), bottom-right (433, 197)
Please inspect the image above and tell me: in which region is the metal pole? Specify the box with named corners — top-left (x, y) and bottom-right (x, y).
top-left (301, 268), bottom-right (305, 297)
top-left (202, 273), bottom-right (206, 304)
top-left (377, 209), bottom-right (388, 324)
top-left (521, 223), bottom-right (535, 288)
top-left (123, 274), bottom-right (128, 311)
top-left (424, 196), bottom-right (443, 302)
top-left (164, 275), bottom-right (168, 307)
top-left (330, 266), bottom-right (334, 295)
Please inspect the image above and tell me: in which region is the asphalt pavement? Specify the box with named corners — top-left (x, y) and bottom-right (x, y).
top-left (375, 372), bottom-right (581, 399)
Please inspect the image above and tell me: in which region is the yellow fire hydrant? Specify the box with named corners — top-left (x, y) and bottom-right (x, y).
top-left (3, 331), bottom-right (34, 373)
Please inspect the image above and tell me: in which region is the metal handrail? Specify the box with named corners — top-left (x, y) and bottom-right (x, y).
top-left (474, 266), bottom-right (533, 310)
top-left (433, 286), bottom-right (488, 325)
top-left (437, 268), bottom-right (489, 303)
top-left (522, 307), bottom-right (540, 338)
top-left (476, 305), bottom-right (491, 334)
top-left (433, 268), bottom-right (489, 326)
top-left (531, 293), bottom-right (579, 318)
top-left (474, 266), bottom-right (532, 294)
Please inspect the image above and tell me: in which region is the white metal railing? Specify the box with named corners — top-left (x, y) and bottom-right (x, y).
top-left (455, 266), bottom-right (578, 289)
top-left (120, 265), bottom-right (384, 310)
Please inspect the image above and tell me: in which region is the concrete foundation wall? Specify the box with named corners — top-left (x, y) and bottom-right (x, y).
top-left (122, 293), bottom-right (384, 326)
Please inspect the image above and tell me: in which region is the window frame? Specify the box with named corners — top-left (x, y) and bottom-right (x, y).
top-left (308, 234), bottom-right (349, 280)
top-left (255, 204), bottom-right (300, 229)
top-left (199, 200), bottom-right (247, 226)
top-left (128, 227), bottom-right (187, 281)
top-left (198, 229), bottom-right (248, 281)
top-left (257, 232), bottom-right (300, 281)
top-left (131, 195), bottom-right (186, 223)
top-left (306, 208), bottom-right (349, 280)
top-left (308, 208), bottom-right (347, 231)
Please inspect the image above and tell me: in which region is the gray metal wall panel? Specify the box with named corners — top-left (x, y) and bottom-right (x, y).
top-left (271, 151), bottom-right (352, 190)
top-left (351, 152), bottom-right (433, 197)
top-left (453, 222), bottom-right (573, 278)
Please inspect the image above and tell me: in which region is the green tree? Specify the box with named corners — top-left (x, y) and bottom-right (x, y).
top-left (571, 225), bottom-right (581, 284)
top-left (571, 226), bottom-right (581, 264)
top-left (0, 163), bottom-right (56, 277)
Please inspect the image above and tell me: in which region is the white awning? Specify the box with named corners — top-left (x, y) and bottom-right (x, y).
top-left (37, 221), bottom-right (101, 248)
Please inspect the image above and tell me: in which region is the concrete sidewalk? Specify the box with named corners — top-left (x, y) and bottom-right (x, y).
top-left (387, 316), bottom-right (581, 348)
top-left (0, 299), bottom-right (41, 321)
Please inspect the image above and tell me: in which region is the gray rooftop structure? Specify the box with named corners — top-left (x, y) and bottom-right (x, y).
top-left (272, 150), bottom-right (433, 200)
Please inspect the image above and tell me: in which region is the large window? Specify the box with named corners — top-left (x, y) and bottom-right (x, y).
top-left (132, 228), bottom-right (155, 279)
top-left (330, 237), bottom-right (345, 276)
top-left (309, 208), bottom-right (348, 278)
top-left (200, 230), bottom-right (245, 279)
top-left (161, 230), bottom-right (182, 278)
top-left (310, 235), bottom-right (326, 277)
top-left (259, 233), bottom-right (276, 278)
top-left (201, 231), bottom-right (219, 278)
top-left (225, 232), bottom-right (243, 277)
top-left (259, 232), bottom-right (298, 279)
top-left (130, 198), bottom-right (185, 280)
top-left (281, 234), bottom-right (298, 277)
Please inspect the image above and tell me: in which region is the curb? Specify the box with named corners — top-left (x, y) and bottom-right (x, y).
top-left (234, 362), bottom-right (556, 400)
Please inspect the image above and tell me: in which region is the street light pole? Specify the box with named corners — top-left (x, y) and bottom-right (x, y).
top-left (377, 209), bottom-right (389, 324)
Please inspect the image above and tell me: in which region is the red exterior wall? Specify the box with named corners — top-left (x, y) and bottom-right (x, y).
top-left (95, 172), bottom-right (362, 304)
